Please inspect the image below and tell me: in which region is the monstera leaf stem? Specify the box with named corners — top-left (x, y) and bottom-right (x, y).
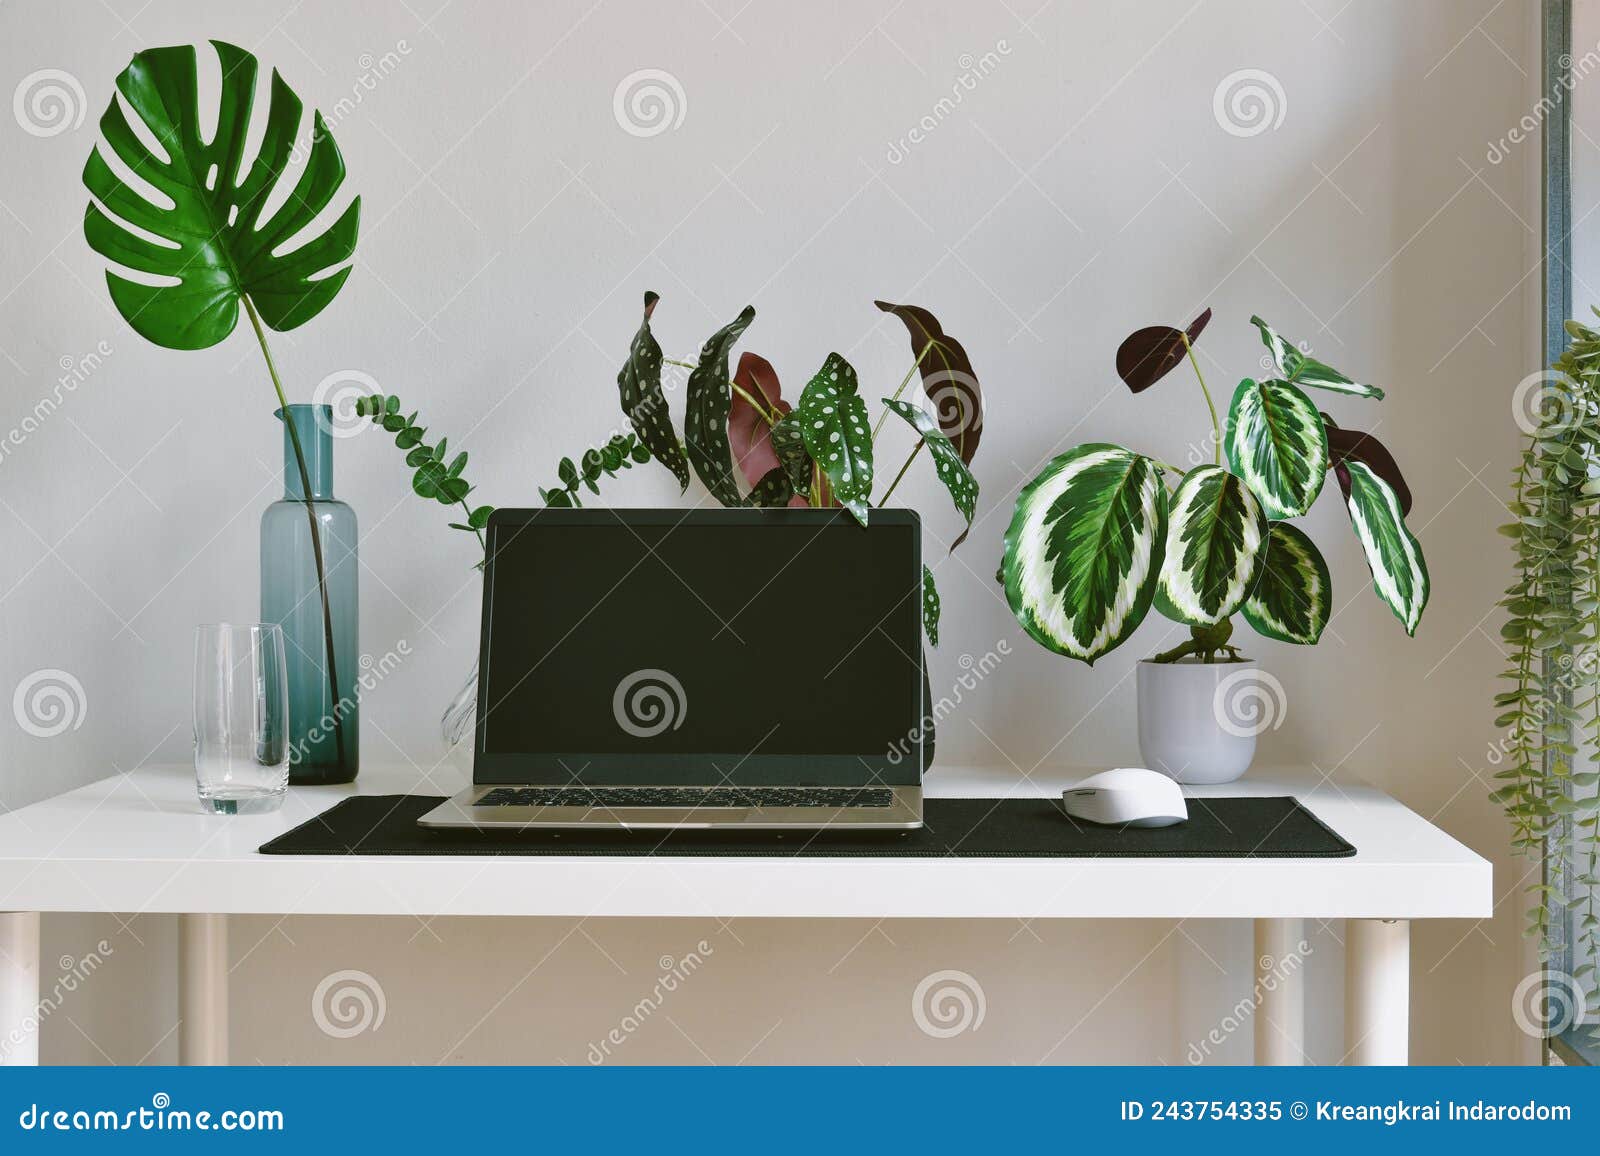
top-left (244, 295), bottom-right (347, 771)
top-left (1182, 335), bottom-right (1221, 466)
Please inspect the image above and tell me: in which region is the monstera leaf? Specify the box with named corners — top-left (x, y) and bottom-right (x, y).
top-left (1154, 465), bottom-right (1268, 628)
top-left (798, 353), bottom-right (874, 526)
top-left (1342, 460), bottom-right (1429, 634)
top-left (1242, 522), bottom-right (1331, 645)
top-left (1001, 444), bottom-right (1169, 664)
top-left (1251, 316), bottom-right (1384, 399)
top-left (880, 398), bottom-right (978, 549)
top-left (618, 292), bottom-right (690, 490)
top-left (82, 40), bottom-right (360, 349)
top-left (1115, 308), bottom-right (1211, 393)
top-left (876, 301), bottom-right (984, 465)
top-left (685, 306), bottom-right (756, 507)
top-left (1225, 377), bottom-right (1328, 518)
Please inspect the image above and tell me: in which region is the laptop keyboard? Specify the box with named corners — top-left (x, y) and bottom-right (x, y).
top-left (475, 786), bottom-right (896, 810)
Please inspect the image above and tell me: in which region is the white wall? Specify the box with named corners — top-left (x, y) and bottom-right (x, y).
top-left (0, 0), bottom-right (1543, 1063)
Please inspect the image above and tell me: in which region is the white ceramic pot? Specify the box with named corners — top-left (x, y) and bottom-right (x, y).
top-left (1136, 659), bottom-right (1279, 784)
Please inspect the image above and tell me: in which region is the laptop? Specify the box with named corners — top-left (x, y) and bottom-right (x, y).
top-left (419, 507), bottom-right (927, 830)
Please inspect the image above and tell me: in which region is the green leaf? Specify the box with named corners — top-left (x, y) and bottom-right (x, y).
top-left (412, 459), bottom-right (447, 500)
top-left (616, 292), bottom-right (690, 490)
top-left (446, 452), bottom-right (468, 480)
top-left (875, 301), bottom-right (984, 465)
top-left (880, 398), bottom-right (978, 548)
top-left (1250, 316), bottom-right (1384, 399)
top-left (747, 467), bottom-right (795, 508)
top-left (82, 41), bottom-right (359, 348)
top-left (1225, 377), bottom-right (1328, 518)
top-left (557, 457), bottom-right (578, 488)
top-left (1001, 444), bottom-right (1168, 664)
top-left (468, 505), bottom-right (494, 530)
top-left (1342, 459), bottom-right (1429, 634)
top-left (1154, 465), bottom-right (1268, 627)
top-left (769, 411), bottom-right (813, 497)
top-left (798, 353), bottom-right (875, 526)
top-left (1242, 522), bottom-right (1331, 644)
top-left (685, 305), bottom-right (757, 507)
top-left (923, 565), bottom-right (941, 647)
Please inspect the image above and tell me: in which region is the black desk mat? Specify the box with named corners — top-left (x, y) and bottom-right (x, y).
top-left (259, 794), bottom-right (1354, 858)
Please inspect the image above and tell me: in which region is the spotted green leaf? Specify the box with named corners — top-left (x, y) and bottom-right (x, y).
top-left (1250, 316), bottom-right (1384, 400)
top-left (748, 466), bottom-right (795, 508)
top-left (798, 353), bottom-right (874, 526)
top-left (1001, 444), bottom-right (1169, 664)
top-left (769, 411), bottom-right (813, 496)
top-left (923, 565), bottom-right (940, 647)
top-left (880, 398), bottom-right (978, 549)
top-left (82, 41), bottom-right (360, 349)
top-left (1342, 459), bottom-right (1429, 634)
top-left (1225, 377), bottom-right (1328, 518)
top-left (685, 305), bottom-right (756, 507)
top-left (1155, 465), bottom-right (1268, 627)
top-left (1242, 522), bottom-right (1331, 644)
top-left (617, 292), bottom-right (689, 490)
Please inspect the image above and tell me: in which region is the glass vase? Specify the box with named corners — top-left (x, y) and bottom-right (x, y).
top-left (261, 404), bottom-right (359, 783)
top-left (441, 662), bottom-right (478, 777)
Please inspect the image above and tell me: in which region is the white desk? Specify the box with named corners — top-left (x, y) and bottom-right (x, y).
top-left (0, 763), bottom-right (1490, 1066)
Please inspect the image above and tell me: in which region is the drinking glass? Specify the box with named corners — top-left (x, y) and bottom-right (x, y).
top-left (193, 624), bottom-right (290, 814)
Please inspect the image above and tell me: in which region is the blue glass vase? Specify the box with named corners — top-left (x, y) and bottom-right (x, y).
top-left (261, 404), bottom-right (359, 783)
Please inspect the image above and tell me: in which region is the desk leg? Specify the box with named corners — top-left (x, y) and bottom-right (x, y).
top-left (179, 914), bottom-right (228, 1066)
top-left (0, 912), bottom-right (41, 1066)
top-left (1344, 918), bottom-right (1409, 1065)
top-left (1253, 918), bottom-right (1306, 1065)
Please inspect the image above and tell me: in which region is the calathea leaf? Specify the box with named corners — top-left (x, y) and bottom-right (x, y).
top-left (1323, 414), bottom-right (1413, 516)
top-left (769, 412), bottom-right (813, 497)
top-left (1225, 377), bottom-right (1328, 518)
top-left (875, 301), bottom-right (984, 465)
top-left (1155, 465), bottom-right (1269, 627)
top-left (82, 40), bottom-right (360, 348)
top-left (617, 291), bottom-right (690, 490)
top-left (923, 565), bottom-right (940, 648)
top-left (728, 351), bottom-right (791, 487)
top-left (1250, 317), bottom-right (1384, 399)
top-left (1242, 522), bottom-right (1331, 645)
top-left (1115, 308), bottom-right (1211, 393)
top-left (880, 398), bottom-right (978, 549)
top-left (1342, 460), bottom-right (1429, 634)
top-left (798, 353), bottom-right (874, 526)
top-left (685, 305), bottom-right (757, 507)
top-left (1001, 444), bottom-right (1169, 664)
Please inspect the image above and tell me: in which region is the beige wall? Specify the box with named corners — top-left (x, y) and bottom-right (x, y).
top-left (1, 0), bottom-right (1545, 1063)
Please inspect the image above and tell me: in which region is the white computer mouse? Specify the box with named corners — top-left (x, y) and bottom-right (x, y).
top-left (1062, 767), bottom-right (1187, 828)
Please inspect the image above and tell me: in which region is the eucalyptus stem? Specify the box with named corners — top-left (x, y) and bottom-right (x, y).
top-left (1183, 335), bottom-right (1220, 465)
top-left (243, 295), bottom-right (347, 773)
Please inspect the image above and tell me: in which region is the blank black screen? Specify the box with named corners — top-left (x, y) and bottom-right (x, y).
top-left (476, 511), bottom-right (922, 785)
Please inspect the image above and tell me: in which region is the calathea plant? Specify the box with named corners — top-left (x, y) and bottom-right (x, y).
top-left (1000, 310), bottom-right (1429, 663)
top-left (80, 40), bottom-right (360, 770)
top-left (612, 293), bottom-right (984, 646)
top-left (1496, 315), bottom-right (1600, 1038)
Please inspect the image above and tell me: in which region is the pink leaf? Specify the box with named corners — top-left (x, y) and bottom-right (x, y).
top-left (728, 351), bottom-right (791, 488)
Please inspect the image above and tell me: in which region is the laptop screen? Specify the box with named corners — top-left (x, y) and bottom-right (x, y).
top-left (474, 508), bottom-right (924, 785)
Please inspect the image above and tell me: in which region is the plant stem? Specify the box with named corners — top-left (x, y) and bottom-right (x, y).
top-left (878, 441), bottom-right (923, 506)
top-left (458, 499), bottom-right (486, 551)
top-left (871, 339), bottom-right (937, 442)
top-left (244, 295), bottom-right (347, 774)
top-left (729, 380), bottom-right (780, 426)
top-left (1183, 335), bottom-right (1220, 465)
